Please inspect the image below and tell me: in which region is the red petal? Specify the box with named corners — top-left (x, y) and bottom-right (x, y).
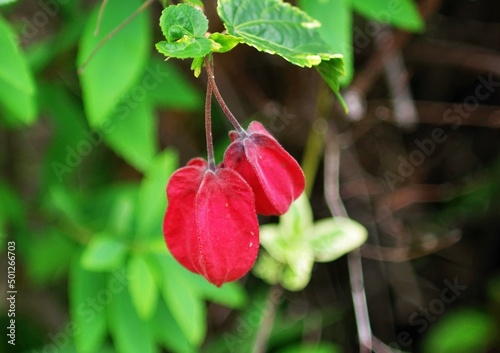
top-left (195, 168), bottom-right (259, 286)
top-left (163, 159), bottom-right (206, 274)
top-left (224, 124), bottom-right (305, 215)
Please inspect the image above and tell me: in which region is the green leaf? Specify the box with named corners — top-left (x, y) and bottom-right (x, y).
top-left (277, 342), bottom-right (343, 353)
top-left (316, 59), bottom-right (347, 103)
top-left (187, 276), bottom-right (248, 309)
top-left (421, 309), bottom-right (495, 353)
top-left (299, 0), bottom-right (353, 85)
top-left (156, 37), bottom-right (212, 59)
top-left (209, 32), bottom-right (241, 53)
top-left (0, 179), bottom-right (25, 236)
top-left (69, 257), bottom-right (108, 353)
top-left (0, 0), bottom-right (17, 6)
top-left (160, 3), bottom-right (208, 41)
top-left (156, 254), bottom-right (206, 346)
top-left (0, 15), bottom-right (36, 125)
top-left (146, 59), bottom-right (203, 109)
top-left (156, 4), bottom-right (213, 59)
top-left (38, 82), bottom-right (88, 186)
top-left (351, 0), bottom-right (424, 32)
top-left (127, 254), bottom-right (159, 319)
top-left (309, 217), bottom-right (368, 262)
top-left (148, 300), bottom-right (196, 353)
top-left (218, 0), bottom-right (344, 68)
top-left (104, 190), bottom-right (137, 238)
top-left (26, 229), bottom-right (77, 285)
top-left (136, 149), bottom-right (178, 238)
top-left (182, 0), bottom-right (204, 8)
top-left (81, 234), bottom-right (128, 271)
top-left (102, 99), bottom-right (157, 172)
top-left (108, 280), bottom-right (156, 353)
top-left (78, 0), bottom-right (151, 127)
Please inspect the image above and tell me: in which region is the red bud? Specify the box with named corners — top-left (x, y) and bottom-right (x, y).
top-left (163, 158), bottom-right (259, 286)
top-left (223, 121), bottom-right (306, 215)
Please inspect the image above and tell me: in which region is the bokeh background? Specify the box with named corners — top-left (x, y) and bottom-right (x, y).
top-left (1, 0), bottom-right (500, 352)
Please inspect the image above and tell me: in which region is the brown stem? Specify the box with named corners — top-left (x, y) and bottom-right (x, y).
top-left (204, 56), bottom-right (246, 134)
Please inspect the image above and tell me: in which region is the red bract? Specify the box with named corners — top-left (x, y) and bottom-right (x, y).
top-left (223, 121), bottom-right (306, 216)
top-left (163, 158), bottom-right (259, 286)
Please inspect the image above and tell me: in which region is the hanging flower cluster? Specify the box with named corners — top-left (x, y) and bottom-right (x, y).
top-left (163, 58), bottom-right (305, 286)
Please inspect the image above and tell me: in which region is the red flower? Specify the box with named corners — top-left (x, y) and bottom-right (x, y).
top-left (163, 158), bottom-right (259, 286)
top-left (223, 121), bottom-right (306, 216)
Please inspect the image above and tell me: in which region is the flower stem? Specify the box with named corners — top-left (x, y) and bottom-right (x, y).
top-left (204, 56), bottom-right (246, 135)
top-left (205, 80), bottom-right (216, 171)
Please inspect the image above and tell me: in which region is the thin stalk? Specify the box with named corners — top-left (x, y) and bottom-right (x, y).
top-left (205, 82), bottom-right (216, 171)
top-left (324, 125), bottom-right (372, 353)
top-left (204, 56), bottom-right (246, 135)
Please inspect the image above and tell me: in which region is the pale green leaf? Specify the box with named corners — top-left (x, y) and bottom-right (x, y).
top-left (127, 254), bottom-right (159, 319)
top-left (101, 99), bottom-right (157, 172)
top-left (259, 224), bottom-right (289, 263)
top-left (421, 309), bottom-right (495, 353)
top-left (108, 281), bottom-right (156, 353)
top-left (299, 0), bottom-right (353, 85)
top-left (351, 0), bottom-right (424, 32)
top-left (209, 32), bottom-right (241, 53)
top-left (81, 234), bottom-right (128, 271)
top-left (252, 250), bottom-right (283, 286)
top-left (0, 16), bottom-right (36, 125)
top-left (281, 246), bottom-right (314, 291)
top-left (218, 0), bottom-right (343, 68)
top-left (78, 0), bottom-right (151, 127)
top-left (69, 257), bottom-right (108, 353)
top-left (136, 149), bottom-right (178, 238)
top-left (310, 217), bottom-right (368, 262)
top-left (0, 0), bottom-right (16, 5)
top-left (280, 193), bottom-right (314, 240)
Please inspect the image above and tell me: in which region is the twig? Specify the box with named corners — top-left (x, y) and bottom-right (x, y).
top-left (324, 125), bottom-right (372, 353)
top-left (78, 0), bottom-right (155, 74)
top-left (376, 29), bottom-right (418, 128)
top-left (252, 285), bottom-right (283, 353)
top-left (94, 0), bottom-right (109, 36)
